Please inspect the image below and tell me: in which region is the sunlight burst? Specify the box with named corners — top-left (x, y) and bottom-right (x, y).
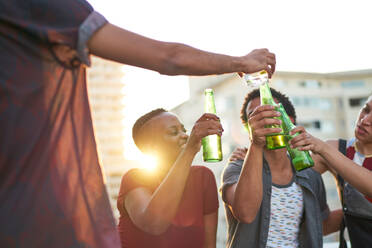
top-left (141, 154), bottom-right (158, 171)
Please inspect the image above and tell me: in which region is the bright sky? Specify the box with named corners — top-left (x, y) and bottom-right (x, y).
top-left (88, 0), bottom-right (372, 163)
top-left (89, 0), bottom-right (372, 73)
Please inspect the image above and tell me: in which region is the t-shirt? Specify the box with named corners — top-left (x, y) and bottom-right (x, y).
top-left (266, 181), bottom-right (303, 248)
top-left (0, 1), bottom-right (120, 247)
top-left (117, 166), bottom-right (219, 248)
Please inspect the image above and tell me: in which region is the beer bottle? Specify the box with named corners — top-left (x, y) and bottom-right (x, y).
top-left (245, 70), bottom-right (286, 150)
top-left (277, 103), bottom-right (314, 171)
top-left (202, 89), bottom-right (223, 162)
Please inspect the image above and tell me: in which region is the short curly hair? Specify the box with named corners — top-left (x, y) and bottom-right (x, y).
top-left (132, 108), bottom-right (167, 151)
top-left (240, 87), bottom-right (297, 125)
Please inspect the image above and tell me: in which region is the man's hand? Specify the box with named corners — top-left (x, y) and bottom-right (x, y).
top-left (248, 105), bottom-right (282, 147)
top-left (239, 49), bottom-right (276, 78)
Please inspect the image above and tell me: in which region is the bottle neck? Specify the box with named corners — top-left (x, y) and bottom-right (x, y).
top-left (278, 103), bottom-right (296, 132)
top-left (205, 93), bottom-right (217, 114)
top-left (259, 81), bottom-right (277, 106)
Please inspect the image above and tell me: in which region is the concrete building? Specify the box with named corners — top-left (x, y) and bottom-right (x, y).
top-left (87, 56), bottom-right (127, 218)
top-left (172, 69), bottom-right (372, 247)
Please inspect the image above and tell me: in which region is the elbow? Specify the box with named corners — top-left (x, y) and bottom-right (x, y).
top-left (232, 207), bottom-right (257, 224)
top-left (236, 214), bottom-right (256, 224)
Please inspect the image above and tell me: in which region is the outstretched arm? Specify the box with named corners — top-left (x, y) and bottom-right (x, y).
top-left (124, 114), bottom-right (223, 235)
top-left (290, 126), bottom-right (372, 198)
top-left (88, 23), bottom-right (276, 76)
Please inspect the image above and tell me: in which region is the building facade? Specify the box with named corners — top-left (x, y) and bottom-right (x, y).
top-left (87, 56), bottom-right (126, 218)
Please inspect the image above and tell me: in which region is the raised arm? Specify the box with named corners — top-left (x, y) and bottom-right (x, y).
top-left (124, 114), bottom-right (223, 235)
top-left (290, 126), bottom-right (372, 198)
top-left (88, 23), bottom-right (276, 76)
top-left (224, 105), bottom-right (282, 223)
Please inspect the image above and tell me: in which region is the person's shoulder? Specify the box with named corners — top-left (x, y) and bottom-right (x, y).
top-left (122, 168), bottom-right (142, 178)
top-left (190, 165), bottom-right (214, 177)
top-left (297, 168), bottom-right (324, 189)
top-left (120, 168), bottom-right (151, 185)
top-left (223, 159), bottom-right (243, 173)
top-left (298, 167), bottom-right (321, 178)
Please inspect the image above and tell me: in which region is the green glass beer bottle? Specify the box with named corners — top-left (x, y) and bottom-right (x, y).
top-left (201, 89), bottom-right (223, 162)
top-left (245, 70), bottom-right (286, 150)
top-left (277, 103), bottom-right (314, 171)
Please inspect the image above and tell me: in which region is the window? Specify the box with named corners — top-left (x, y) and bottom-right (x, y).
top-left (291, 96), bottom-right (332, 110)
top-left (349, 97), bottom-right (367, 107)
top-left (298, 120), bottom-right (335, 134)
top-left (298, 120), bottom-right (322, 131)
top-left (298, 80), bottom-right (322, 88)
top-left (341, 80), bottom-right (365, 88)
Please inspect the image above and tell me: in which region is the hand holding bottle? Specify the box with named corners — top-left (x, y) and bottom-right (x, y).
top-left (186, 113), bottom-right (223, 154)
top-left (239, 49), bottom-right (276, 78)
top-left (247, 105), bottom-right (282, 147)
top-left (288, 126), bottom-right (326, 155)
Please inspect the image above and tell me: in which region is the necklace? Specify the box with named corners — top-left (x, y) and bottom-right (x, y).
top-left (354, 141), bottom-right (372, 158)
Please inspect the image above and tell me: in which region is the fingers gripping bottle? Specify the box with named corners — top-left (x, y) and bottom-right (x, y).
top-left (201, 89), bottom-right (223, 162)
top-left (245, 71), bottom-right (286, 150)
top-left (277, 103), bottom-right (314, 171)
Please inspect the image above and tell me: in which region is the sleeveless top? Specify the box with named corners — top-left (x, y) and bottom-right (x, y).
top-left (337, 138), bottom-right (372, 248)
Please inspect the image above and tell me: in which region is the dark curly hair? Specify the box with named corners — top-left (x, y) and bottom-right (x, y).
top-left (132, 108), bottom-right (167, 151)
top-left (240, 87), bottom-right (297, 125)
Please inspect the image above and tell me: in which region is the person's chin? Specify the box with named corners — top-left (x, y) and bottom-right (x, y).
top-left (355, 130), bottom-right (370, 142)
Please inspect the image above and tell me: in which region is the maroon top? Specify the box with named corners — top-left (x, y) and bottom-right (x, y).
top-left (117, 166), bottom-right (219, 248)
top-left (0, 0), bottom-right (120, 247)
top-left (346, 145), bottom-right (372, 203)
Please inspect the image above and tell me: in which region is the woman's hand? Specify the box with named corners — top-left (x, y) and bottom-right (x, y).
top-left (185, 113), bottom-right (223, 153)
top-left (247, 105), bottom-right (282, 147)
top-left (289, 126), bottom-right (326, 154)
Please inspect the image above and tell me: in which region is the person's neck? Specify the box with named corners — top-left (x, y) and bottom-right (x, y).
top-left (264, 148), bottom-right (293, 185)
top-left (264, 148), bottom-right (290, 171)
top-left (355, 139), bottom-right (372, 157)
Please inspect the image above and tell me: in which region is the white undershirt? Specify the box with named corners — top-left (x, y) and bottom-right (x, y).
top-left (266, 181), bottom-right (304, 248)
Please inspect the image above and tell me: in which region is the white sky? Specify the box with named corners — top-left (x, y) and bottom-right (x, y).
top-left (89, 0), bottom-right (372, 73)
top-left (88, 0), bottom-right (372, 162)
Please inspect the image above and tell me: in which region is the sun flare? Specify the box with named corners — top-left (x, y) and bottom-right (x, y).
top-left (140, 154), bottom-right (158, 171)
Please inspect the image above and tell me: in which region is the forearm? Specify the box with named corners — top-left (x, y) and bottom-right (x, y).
top-left (88, 23), bottom-right (244, 76)
top-left (323, 209), bottom-right (343, 235)
top-left (233, 144), bottom-right (263, 223)
top-left (320, 143), bottom-right (372, 197)
top-left (143, 148), bottom-right (196, 233)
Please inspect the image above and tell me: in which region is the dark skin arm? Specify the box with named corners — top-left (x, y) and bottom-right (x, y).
top-left (88, 23), bottom-right (276, 76)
